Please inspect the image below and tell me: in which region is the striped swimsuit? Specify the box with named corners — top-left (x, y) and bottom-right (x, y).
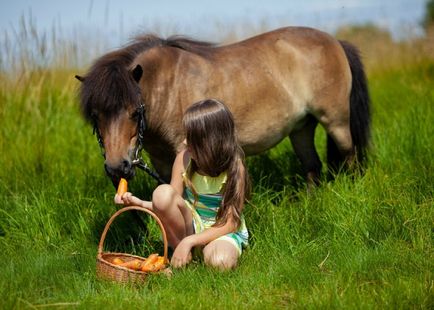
top-left (182, 167), bottom-right (249, 254)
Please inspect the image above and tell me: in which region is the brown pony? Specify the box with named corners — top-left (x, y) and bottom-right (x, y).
top-left (76, 26), bottom-right (370, 186)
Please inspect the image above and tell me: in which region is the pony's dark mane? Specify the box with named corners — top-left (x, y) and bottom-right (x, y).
top-left (164, 35), bottom-right (217, 56)
top-left (79, 34), bottom-right (217, 121)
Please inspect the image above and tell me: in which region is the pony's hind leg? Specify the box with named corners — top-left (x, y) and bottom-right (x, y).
top-left (289, 115), bottom-right (322, 188)
top-left (325, 123), bottom-right (355, 175)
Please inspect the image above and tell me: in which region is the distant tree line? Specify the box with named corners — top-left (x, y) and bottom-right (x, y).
top-left (425, 0), bottom-right (434, 27)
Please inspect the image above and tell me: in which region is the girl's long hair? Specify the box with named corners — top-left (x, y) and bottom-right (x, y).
top-left (183, 99), bottom-right (250, 228)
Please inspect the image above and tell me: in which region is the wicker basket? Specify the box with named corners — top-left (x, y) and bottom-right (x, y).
top-left (96, 206), bottom-right (169, 283)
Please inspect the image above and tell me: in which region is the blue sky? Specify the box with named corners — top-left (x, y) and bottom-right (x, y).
top-left (0, 0), bottom-right (428, 47)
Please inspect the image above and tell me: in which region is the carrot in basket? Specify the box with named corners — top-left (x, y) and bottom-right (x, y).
top-left (112, 257), bottom-right (124, 265)
top-left (117, 178), bottom-right (128, 196)
top-left (144, 256), bottom-right (167, 272)
top-left (152, 256), bottom-right (167, 271)
top-left (141, 254), bottom-right (159, 272)
top-left (120, 259), bottom-right (142, 271)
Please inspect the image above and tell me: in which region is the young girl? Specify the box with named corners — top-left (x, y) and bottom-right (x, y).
top-left (114, 99), bottom-right (250, 270)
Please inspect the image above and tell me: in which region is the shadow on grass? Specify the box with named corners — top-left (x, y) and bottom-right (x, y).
top-left (94, 210), bottom-right (166, 257)
top-left (247, 150), bottom-right (306, 203)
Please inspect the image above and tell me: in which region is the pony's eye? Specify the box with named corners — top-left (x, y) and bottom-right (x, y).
top-left (90, 111), bottom-right (99, 122)
top-left (131, 109), bottom-right (140, 120)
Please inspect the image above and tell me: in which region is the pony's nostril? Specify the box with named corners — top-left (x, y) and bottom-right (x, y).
top-left (104, 161), bottom-right (133, 179)
top-left (122, 160), bottom-right (131, 175)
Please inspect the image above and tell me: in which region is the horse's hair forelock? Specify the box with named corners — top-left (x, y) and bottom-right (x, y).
top-left (79, 34), bottom-right (217, 121)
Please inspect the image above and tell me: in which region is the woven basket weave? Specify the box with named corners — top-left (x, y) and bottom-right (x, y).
top-left (96, 206), bottom-right (169, 283)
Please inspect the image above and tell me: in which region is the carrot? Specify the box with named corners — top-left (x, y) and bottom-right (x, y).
top-left (119, 259), bottom-right (142, 271)
top-left (147, 253), bottom-right (159, 263)
top-left (152, 256), bottom-right (167, 271)
top-left (112, 257), bottom-right (124, 265)
top-left (141, 254), bottom-right (159, 272)
top-left (142, 255), bottom-right (166, 272)
top-left (117, 178), bottom-right (128, 196)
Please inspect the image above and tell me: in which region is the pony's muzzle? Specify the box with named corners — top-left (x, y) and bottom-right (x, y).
top-left (104, 159), bottom-right (135, 183)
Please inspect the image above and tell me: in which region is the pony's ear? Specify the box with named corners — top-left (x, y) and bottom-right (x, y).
top-left (132, 65), bottom-right (143, 83)
top-left (75, 75), bottom-right (85, 82)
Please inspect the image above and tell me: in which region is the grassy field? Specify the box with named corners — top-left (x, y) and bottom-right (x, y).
top-left (0, 28), bottom-right (433, 309)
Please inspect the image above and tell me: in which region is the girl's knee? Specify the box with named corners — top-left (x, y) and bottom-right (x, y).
top-left (152, 184), bottom-right (177, 212)
top-left (204, 251), bottom-right (238, 271)
top-left (203, 242), bottom-right (239, 271)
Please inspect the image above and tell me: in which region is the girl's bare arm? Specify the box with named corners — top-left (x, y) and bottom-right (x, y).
top-left (185, 214), bottom-right (239, 247)
top-left (117, 192), bottom-right (153, 209)
top-left (170, 148), bottom-right (189, 196)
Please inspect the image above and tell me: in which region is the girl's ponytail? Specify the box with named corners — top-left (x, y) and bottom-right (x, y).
top-left (215, 146), bottom-right (250, 228)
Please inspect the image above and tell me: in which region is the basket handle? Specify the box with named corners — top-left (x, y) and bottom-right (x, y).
top-left (97, 206), bottom-right (168, 262)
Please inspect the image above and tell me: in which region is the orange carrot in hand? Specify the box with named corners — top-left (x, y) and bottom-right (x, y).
top-left (117, 178), bottom-right (128, 196)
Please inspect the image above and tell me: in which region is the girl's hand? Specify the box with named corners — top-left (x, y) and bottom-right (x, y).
top-left (114, 192), bottom-right (153, 210)
top-left (114, 193), bottom-right (124, 205)
top-left (120, 192), bottom-right (143, 206)
top-left (113, 192), bottom-right (142, 206)
top-left (171, 237), bottom-right (193, 268)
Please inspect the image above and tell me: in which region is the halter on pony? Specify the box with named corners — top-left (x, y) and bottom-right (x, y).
top-left (91, 103), bottom-right (166, 184)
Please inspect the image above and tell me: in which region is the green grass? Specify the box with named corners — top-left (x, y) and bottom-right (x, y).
top-left (0, 59), bottom-right (433, 309)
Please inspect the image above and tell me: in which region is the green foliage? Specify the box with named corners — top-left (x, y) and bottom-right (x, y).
top-left (0, 60), bottom-right (433, 309)
top-left (336, 23), bottom-right (392, 42)
top-left (425, 0), bottom-right (434, 27)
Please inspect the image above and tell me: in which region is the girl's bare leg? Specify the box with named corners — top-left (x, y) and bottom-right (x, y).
top-left (203, 240), bottom-right (239, 271)
top-left (152, 184), bottom-right (193, 248)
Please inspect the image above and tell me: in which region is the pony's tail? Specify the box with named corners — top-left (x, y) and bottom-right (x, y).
top-left (338, 40), bottom-right (371, 165)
